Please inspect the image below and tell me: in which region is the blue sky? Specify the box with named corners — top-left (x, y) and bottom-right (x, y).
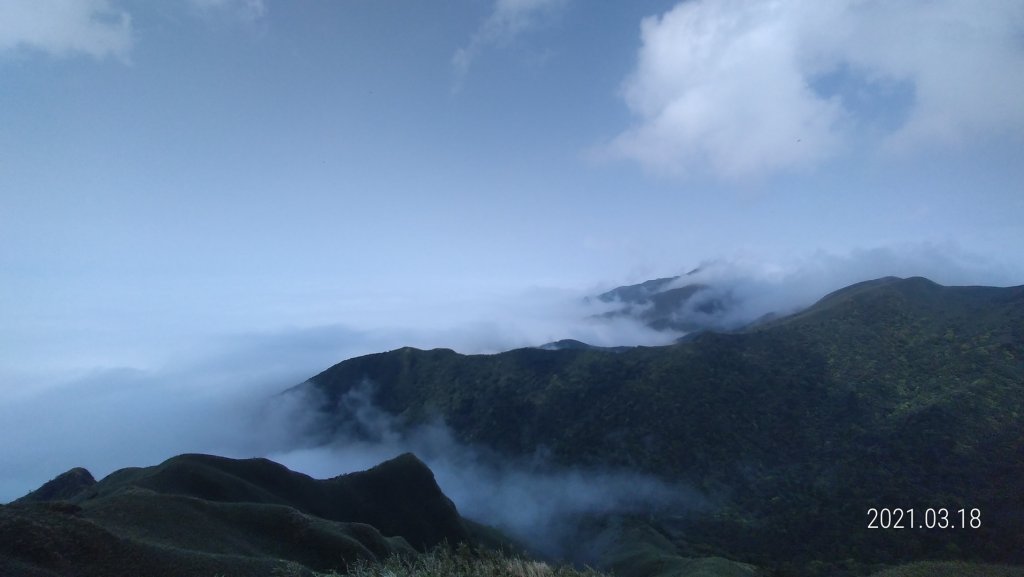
top-left (1, 0), bottom-right (1023, 498)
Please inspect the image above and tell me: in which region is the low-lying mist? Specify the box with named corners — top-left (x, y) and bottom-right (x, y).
top-left (606, 244), bottom-right (1020, 332)
top-left (0, 284), bottom-right (671, 504)
top-left (1, 244), bottom-right (1018, 545)
top-left (266, 380), bottom-right (705, 561)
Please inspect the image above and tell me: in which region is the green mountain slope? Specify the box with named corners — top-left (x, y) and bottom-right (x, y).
top-left (301, 277), bottom-right (1024, 573)
top-left (1, 453), bottom-right (471, 576)
top-left (76, 452), bottom-right (469, 551)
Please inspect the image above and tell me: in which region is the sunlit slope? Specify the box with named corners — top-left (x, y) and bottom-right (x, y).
top-left (304, 277), bottom-right (1024, 568)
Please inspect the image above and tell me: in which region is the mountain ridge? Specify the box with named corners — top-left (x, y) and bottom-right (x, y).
top-left (300, 276), bottom-right (1024, 573)
top-left (7, 275), bottom-right (1022, 577)
top-left (2, 453), bottom-right (477, 576)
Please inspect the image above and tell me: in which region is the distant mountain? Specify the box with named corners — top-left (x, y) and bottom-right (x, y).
top-left (536, 339), bottom-right (634, 352)
top-left (1, 453), bottom-right (475, 576)
top-left (299, 277), bottom-right (1024, 575)
top-left (593, 269), bottom-right (740, 333)
top-left (597, 276), bottom-right (681, 303)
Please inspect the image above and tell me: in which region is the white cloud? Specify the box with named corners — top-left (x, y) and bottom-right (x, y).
top-left (608, 0), bottom-right (1024, 180)
top-left (663, 242), bottom-right (1021, 330)
top-left (0, 0), bottom-right (132, 60)
top-left (453, 0), bottom-right (568, 89)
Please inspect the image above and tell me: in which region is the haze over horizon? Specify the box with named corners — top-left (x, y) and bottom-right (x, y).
top-left (2, 0), bottom-right (1023, 501)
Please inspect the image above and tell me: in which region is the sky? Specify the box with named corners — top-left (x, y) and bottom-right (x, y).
top-left (1, 0), bottom-right (1023, 500)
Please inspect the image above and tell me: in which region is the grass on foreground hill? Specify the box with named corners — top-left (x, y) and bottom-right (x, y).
top-left (866, 560), bottom-right (1024, 577)
top-left (296, 545), bottom-right (609, 577)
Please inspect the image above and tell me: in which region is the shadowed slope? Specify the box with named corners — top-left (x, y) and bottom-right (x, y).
top-left (80, 452), bottom-right (469, 551)
top-left (14, 468), bottom-right (95, 504)
top-left (866, 561), bottom-right (1024, 577)
top-left (0, 500), bottom-right (321, 577)
top-left (1, 453), bottom-right (472, 576)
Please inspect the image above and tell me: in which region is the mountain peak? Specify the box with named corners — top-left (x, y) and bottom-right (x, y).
top-left (15, 466), bottom-right (95, 504)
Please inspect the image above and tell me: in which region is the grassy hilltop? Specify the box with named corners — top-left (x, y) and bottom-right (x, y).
top-left (3, 453), bottom-right (465, 576)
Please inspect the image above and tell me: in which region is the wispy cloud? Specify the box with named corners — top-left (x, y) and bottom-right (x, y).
top-left (0, 0), bottom-right (132, 61)
top-left (453, 0), bottom-right (569, 90)
top-left (606, 0), bottom-right (1024, 180)
top-left (0, 0), bottom-right (270, 62)
top-left (188, 0), bottom-right (267, 23)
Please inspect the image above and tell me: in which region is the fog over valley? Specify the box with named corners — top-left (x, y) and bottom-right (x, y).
top-left (1, 245), bottom-right (1017, 504)
top-left (2, 2), bottom-right (1022, 575)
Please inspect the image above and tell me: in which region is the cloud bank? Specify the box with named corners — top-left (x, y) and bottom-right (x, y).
top-left (0, 286), bottom-right (672, 504)
top-left (0, 0), bottom-right (132, 60)
top-left (1, 244), bottom-right (1016, 546)
top-left (651, 243), bottom-right (1021, 332)
top-left (608, 0), bottom-right (1024, 179)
